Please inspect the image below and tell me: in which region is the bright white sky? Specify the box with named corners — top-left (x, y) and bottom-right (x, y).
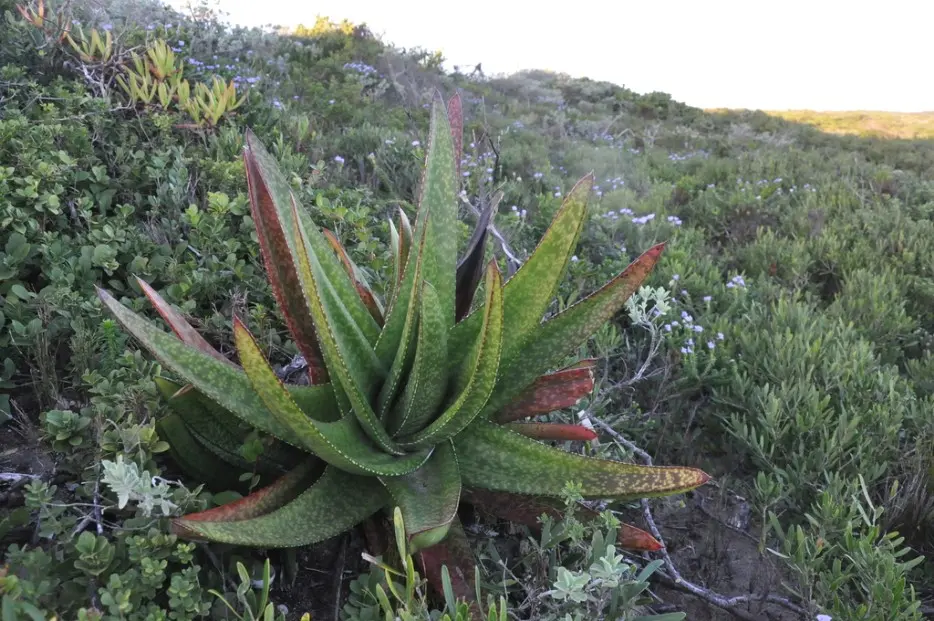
top-left (175, 0), bottom-right (933, 112)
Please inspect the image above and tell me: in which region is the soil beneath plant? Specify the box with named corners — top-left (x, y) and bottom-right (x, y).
top-left (651, 488), bottom-right (800, 620)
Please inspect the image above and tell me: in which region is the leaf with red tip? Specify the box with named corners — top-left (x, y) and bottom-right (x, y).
top-left (172, 465), bottom-right (388, 547)
top-left (416, 517), bottom-right (477, 605)
top-left (136, 277), bottom-right (233, 366)
top-left (456, 422), bottom-right (711, 500)
top-left (481, 243), bottom-right (666, 418)
top-left (182, 458), bottom-right (324, 523)
top-left (617, 523), bottom-right (664, 552)
top-left (495, 360), bottom-right (595, 423)
top-left (244, 130), bottom-right (327, 383)
top-left (462, 488), bottom-right (663, 551)
top-left (322, 228), bottom-right (384, 325)
top-left (505, 423), bottom-right (597, 442)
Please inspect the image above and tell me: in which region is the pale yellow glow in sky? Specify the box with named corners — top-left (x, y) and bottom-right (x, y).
top-left (176, 0), bottom-right (932, 112)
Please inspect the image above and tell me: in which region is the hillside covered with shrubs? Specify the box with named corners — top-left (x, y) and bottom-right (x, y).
top-left (2, 1), bottom-right (934, 620)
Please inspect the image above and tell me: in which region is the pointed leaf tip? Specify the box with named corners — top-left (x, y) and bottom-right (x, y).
top-left (506, 422), bottom-right (598, 442)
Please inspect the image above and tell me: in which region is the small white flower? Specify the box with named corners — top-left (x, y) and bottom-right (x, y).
top-left (816, 615), bottom-right (832, 621)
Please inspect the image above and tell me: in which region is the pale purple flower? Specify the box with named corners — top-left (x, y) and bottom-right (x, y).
top-left (333, 155), bottom-right (345, 165)
top-left (703, 295), bottom-right (712, 303)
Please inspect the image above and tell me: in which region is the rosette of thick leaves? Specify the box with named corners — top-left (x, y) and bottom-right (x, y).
top-left (97, 92), bottom-right (710, 602)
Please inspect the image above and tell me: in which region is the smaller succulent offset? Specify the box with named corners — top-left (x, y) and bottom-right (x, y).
top-left (97, 92), bottom-right (710, 599)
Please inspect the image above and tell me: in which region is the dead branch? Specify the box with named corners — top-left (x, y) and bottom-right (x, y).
top-left (585, 415), bottom-right (808, 620)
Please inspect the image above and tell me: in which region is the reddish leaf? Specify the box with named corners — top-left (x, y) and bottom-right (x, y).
top-left (179, 458), bottom-right (323, 524)
top-left (617, 523), bottom-right (664, 552)
top-left (322, 228), bottom-right (385, 325)
top-left (463, 488), bottom-right (663, 551)
top-left (506, 422), bottom-right (597, 442)
top-left (495, 360), bottom-right (595, 423)
top-left (417, 517), bottom-right (478, 611)
top-left (244, 130), bottom-right (328, 383)
top-left (136, 277), bottom-right (234, 367)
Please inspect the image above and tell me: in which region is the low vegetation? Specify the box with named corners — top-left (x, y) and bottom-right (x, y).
top-left (2, 0), bottom-right (933, 619)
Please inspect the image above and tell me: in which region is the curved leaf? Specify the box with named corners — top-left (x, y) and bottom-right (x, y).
top-left (136, 277), bottom-right (233, 366)
top-left (455, 193), bottom-right (497, 322)
top-left (378, 94), bottom-right (458, 368)
top-left (287, 201), bottom-right (400, 454)
top-left (156, 378), bottom-right (276, 474)
top-left (322, 228), bottom-right (384, 325)
top-left (455, 423), bottom-right (710, 500)
top-left (416, 517), bottom-right (477, 606)
top-left (450, 173), bottom-right (594, 363)
top-left (483, 243), bottom-right (665, 417)
top-left (178, 458), bottom-right (324, 523)
top-left (234, 317), bottom-right (431, 477)
top-left (99, 287), bottom-right (314, 448)
top-left (172, 466), bottom-right (388, 547)
top-left (379, 440), bottom-right (461, 553)
top-left (155, 412), bottom-right (242, 490)
top-left (506, 422), bottom-right (597, 442)
top-left (495, 360), bottom-right (595, 423)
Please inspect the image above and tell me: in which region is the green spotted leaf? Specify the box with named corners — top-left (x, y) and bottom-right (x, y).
top-left (377, 93), bottom-right (457, 369)
top-left (380, 440), bottom-right (461, 553)
top-left (377, 222), bottom-right (427, 424)
top-left (450, 174), bottom-right (593, 366)
top-left (172, 466), bottom-right (388, 547)
top-left (244, 130), bottom-right (327, 382)
top-left (246, 131), bottom-right (380, 348)
top-left (483, 243), bottom-right (665, 417)
top-left (287, 201), bottom-right (401, 454)
top-left (234, 317), bottom-right (430, 477)
top-left (393, 281), bottom-right (449, 437)
top-left (178, 458), bottom-right (324, 523)
top-left (156, 378), bottom-right (269, 473)
top-left (455, 422), bottom-right (710, 500)
top-left (155, 412), bottom-right (242, 490)
top-left (399, 261), bottom-right (503, 449)
top-left (136, 278), bottom-right (234, 366)
top-left (99, 287), bottom-right (315, 448)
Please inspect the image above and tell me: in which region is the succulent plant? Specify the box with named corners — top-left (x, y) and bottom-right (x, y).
top-left (96, 92), bottom-right (710, 602)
